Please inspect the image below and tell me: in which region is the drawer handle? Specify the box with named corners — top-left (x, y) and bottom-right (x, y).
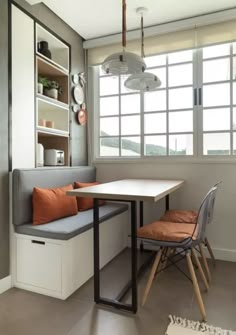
top-left (31, 240), bottom-right (45, 245)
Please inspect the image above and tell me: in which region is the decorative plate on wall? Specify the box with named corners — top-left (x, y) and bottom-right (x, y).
top-left (72, 104), bottom-right (80, 113)
top-left (77, 108), bottom-right (87, 126)
top-left (73, 86), bottom-right (84, 105)
top-left (72, 73), bottom-right (79, 85)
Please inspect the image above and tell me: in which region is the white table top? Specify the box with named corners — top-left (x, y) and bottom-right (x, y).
top-left (67, 179), bottom-right (184, 202)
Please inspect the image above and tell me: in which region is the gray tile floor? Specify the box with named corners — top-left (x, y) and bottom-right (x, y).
top-left (0, 249), bottom-right (236, 335)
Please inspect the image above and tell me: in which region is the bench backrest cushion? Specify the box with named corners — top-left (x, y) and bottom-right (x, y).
top-left (12, 166), bottom-right (96, 226)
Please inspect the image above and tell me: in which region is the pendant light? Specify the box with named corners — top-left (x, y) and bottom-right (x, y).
top-left (101, 0), bottom-right (146, 76)
top-left (124, 7), bottom-right (161, 91)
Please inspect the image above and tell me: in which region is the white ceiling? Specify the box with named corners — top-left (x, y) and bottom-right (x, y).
top-left (27, 0), bottom-right (236, 40)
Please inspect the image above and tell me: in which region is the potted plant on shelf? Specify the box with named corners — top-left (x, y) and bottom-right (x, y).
top-left (45, 80), bottom-right (62, 100)
top-left (38, 76), bottom-right (62, 100)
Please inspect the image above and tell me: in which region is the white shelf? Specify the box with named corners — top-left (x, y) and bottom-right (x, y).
top-left (36, 24), bottom-right (69, 71)
top-left (37, 94), bottom-right (69, 110)
top-left (37, 126), bottom-right (69, 137)
top-left (36, 53), bottom-right (69, 75)
top-left (37, 97), bottom-right (69, 133)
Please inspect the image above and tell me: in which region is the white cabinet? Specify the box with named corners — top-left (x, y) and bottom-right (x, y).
top-left (16, 237), bottom-right (62, 293)
top-left (13, 210), bottom-right (129, 299)
top-left (11, 5), bottom-right (35, 169)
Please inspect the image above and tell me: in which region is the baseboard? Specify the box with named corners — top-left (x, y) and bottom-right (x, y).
top-left (0, 276), bottom-right (12, 294)
top-left (209, 247), bottom-right (236, 262)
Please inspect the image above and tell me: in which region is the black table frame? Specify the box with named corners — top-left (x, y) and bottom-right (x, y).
top-left (93, 194), bottom-right (170, 313)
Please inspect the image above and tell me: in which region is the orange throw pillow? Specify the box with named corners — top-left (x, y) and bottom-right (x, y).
top-left (33, 184), bottom-right (78, 225)
top-left (74, 181), bottom-right (105, 211)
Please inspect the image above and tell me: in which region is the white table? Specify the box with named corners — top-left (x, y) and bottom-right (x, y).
top-left (67, 179), bottom-right (184, 313)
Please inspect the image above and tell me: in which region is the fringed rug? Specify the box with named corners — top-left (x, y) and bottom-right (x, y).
top-left (166, 315), bottom-right (236, 335)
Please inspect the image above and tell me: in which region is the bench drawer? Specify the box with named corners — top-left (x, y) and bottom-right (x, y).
top-left (16, 237), bottom-right (62, 292)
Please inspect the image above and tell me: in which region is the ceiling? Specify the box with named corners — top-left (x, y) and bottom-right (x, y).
top-left (27, 0), bottom-right (236, 40)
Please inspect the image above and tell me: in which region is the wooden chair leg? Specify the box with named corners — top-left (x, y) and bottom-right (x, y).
top-left (205, 237), bottom-right (216, 266)
top-left (155, 247), bottom-right (166, 275)
top-left (142, 248), bottom-right (163, 306)
top-left (192, 248), bottom-right (209, 291)
top-left (199, 243), bottom-right (212, 283)
top-left (186, 251), bottom-right (206, 321)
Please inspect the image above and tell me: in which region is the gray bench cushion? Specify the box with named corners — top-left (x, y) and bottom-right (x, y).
top-left (15, 203), bottom-right (129, 240)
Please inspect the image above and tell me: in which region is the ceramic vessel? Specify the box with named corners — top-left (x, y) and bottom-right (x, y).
top-left (45, 88), bottom-right (58, 100)
top-left (38, 83), bottom-right (43, 94)
top-left (38, 40), bottom-right (52, 59)
top-left (46, 120), bottom-right (55, 128)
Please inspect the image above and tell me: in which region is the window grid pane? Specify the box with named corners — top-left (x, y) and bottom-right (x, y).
top-left (203, 43), bottom-right (230, 59)
top-left (121, 137), bottom-right (141, 156)
top-left (169, 134), bottom-right (193, 156)
top-left (144, 135), bottom-right (167, 156)
top-left (203, 133), bottom-right (230, 155)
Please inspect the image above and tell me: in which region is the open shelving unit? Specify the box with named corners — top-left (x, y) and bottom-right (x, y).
top-left (36, 23), bottom-right (70, 167)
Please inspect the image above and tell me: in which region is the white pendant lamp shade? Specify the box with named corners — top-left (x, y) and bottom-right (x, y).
top-left (124, 7), bottom-right (161, 91)
top-left (101, 0), bottom-right (146, 76)
top-left (124, 72), bottom-right (161, 91)
top-left (102, 51), bottom-right (146, 75)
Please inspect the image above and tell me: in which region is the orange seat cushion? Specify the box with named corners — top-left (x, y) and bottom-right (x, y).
top-left (160, 210), bottom-right (198, 224)
top-left (137, 221), bottom-right (197, 242)
top-left (33, 184), bottom-right (78, 225)
top-left (74, 181), bottom-right (105, 211)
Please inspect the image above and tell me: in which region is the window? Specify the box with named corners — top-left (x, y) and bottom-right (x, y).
top-left (98, 50), bottom-right (194, 158)
top-left (95, 41), bottom-right (236, 159)
top-left (202, 43), bottom-right (234, 155)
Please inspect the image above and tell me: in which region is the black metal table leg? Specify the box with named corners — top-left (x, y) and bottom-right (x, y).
top-left (131, 200), bottom-right (138, 313)
top-left (139, 201), bottom-right (144, 252)
top-left (92, 198), bottom-right (155, 313)
top-left (93, 198), bottom-right (139, 313)
top-left (93, 198), bottom-right (100, 303)
top-left (165, 194), bottom-right (170, 211)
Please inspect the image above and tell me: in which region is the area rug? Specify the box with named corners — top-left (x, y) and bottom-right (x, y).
top-left (166, 315), bottom-right (236, 335)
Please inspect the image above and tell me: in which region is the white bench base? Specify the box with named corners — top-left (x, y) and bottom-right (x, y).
top-left (12, 210), bottom-right (129, 299)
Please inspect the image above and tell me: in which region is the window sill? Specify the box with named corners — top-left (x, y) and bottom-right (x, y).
top-left (92, 156), bottom-right (236, 165)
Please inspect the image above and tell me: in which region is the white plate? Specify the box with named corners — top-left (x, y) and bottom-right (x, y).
top-left (73, 86), bottom-right (84, 104)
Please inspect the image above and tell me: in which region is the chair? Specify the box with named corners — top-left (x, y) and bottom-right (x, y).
top-left (160, 182), bottom-right (221, 274)
top-left (137, 186), bottom-right (217, 321)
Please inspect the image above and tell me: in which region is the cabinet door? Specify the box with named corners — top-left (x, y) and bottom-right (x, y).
top-left (12, 5), bottom-right (35, 169)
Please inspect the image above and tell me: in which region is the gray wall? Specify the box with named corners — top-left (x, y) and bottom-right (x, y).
top-left (0, 0), bottom-right (9, 279)
top-left (15, 0), bottom-right (88, 166)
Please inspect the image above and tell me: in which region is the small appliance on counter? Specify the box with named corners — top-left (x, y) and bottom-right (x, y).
top-left (44, 149), bottom-right (65, 166)
top-left (36, 143), bottom-right (44, 167)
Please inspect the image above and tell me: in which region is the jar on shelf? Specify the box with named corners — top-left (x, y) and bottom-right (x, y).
top-left (46, 120), bottom-right (55, 128)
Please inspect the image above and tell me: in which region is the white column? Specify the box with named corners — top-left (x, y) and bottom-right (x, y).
top-left (12, 5), bottom-right (35, 169)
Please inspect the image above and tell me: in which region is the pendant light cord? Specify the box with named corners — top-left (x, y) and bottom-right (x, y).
top-left (122, 0), bottom-right (126, 49)
top-left (141, 14), bottom-right (145, 58)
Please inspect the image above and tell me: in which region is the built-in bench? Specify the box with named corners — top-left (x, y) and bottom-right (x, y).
top-left (11, 167), bottom-right (129, 299)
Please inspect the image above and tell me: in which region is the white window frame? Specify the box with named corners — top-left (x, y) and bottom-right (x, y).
top-left (199, 43), bottom-right (235, 157)
top-left (90, 42), bottom-right (236, 164)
